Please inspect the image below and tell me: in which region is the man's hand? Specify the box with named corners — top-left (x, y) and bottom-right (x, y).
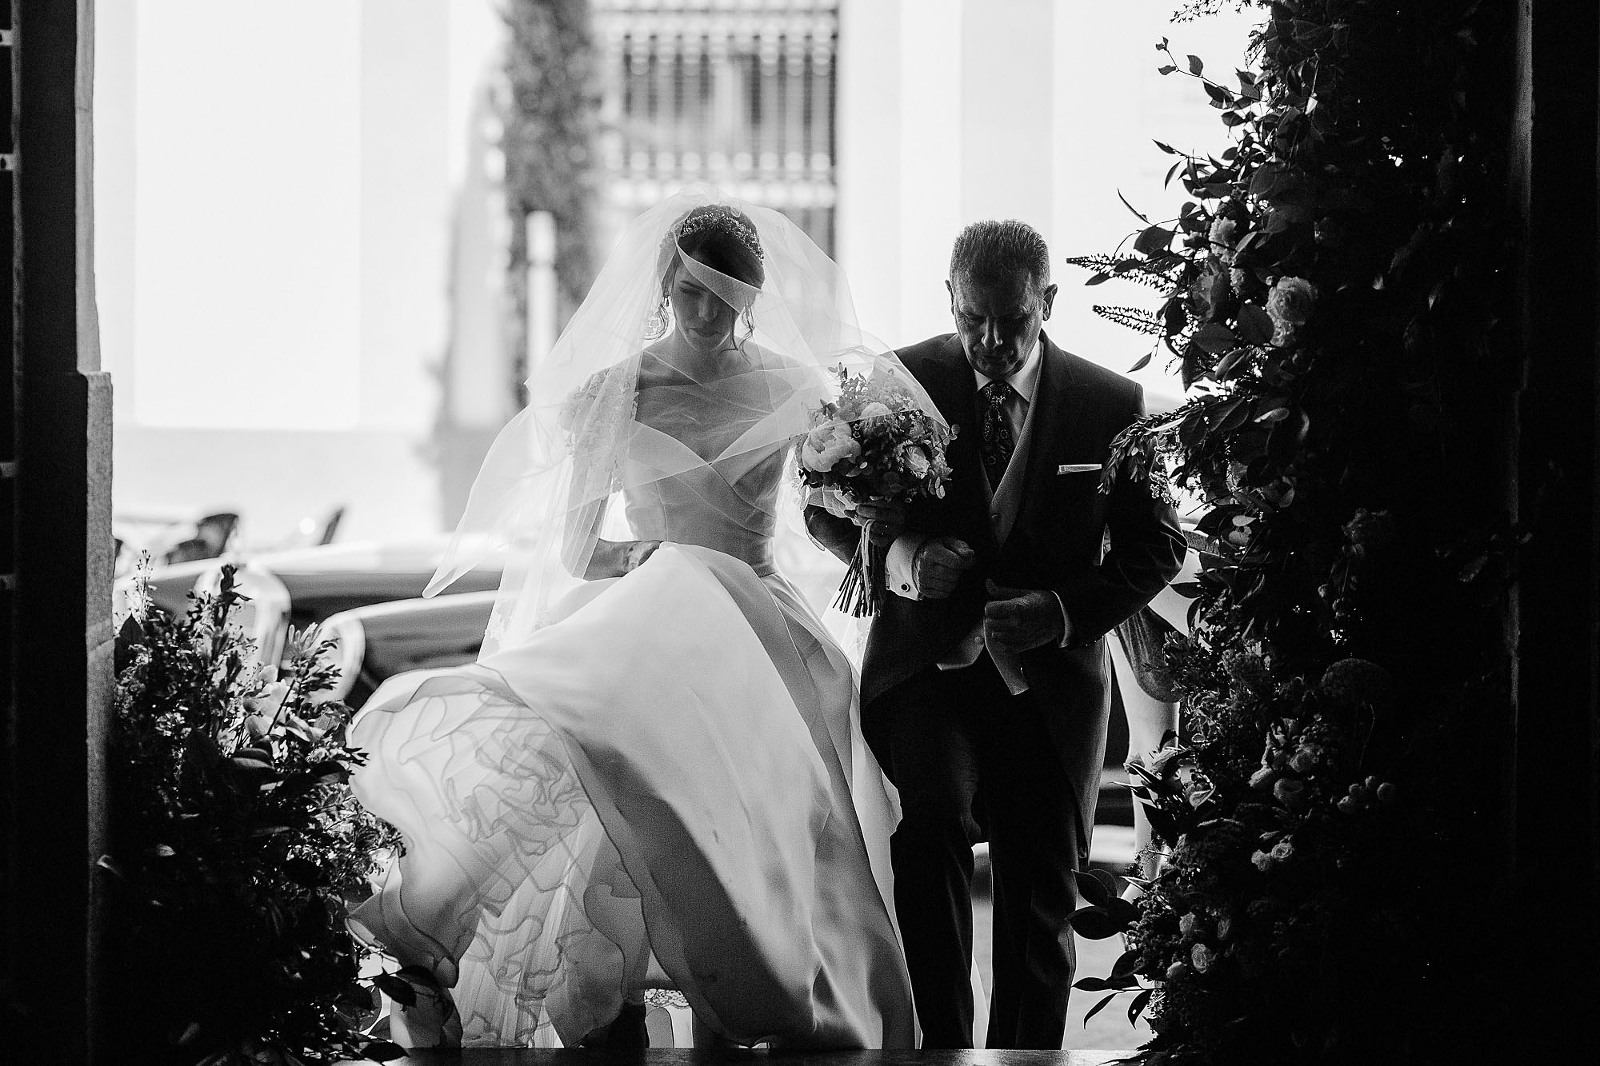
top-left (914, 537), bottom-right (977, 600)
top-left (853, 499), bottom-right (908, 548)
top-left (983, 579), bottom-right (1065, 652)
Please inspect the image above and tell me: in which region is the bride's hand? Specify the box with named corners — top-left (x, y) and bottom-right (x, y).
top-left (853, 500), bottom-right (907, 547)
top-left (624, 540), bottom-right (663, 573)
top-left (585, 539), bottom-right (663, 579)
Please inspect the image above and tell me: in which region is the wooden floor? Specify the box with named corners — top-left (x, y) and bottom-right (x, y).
top-left (386, 1052), bottom-right (1130, 1066)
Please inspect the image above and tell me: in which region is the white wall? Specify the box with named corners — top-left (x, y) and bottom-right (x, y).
top-left (95, 0), bottom-right (510, 548)
top-left (838, 0), bottom-right (1261, 408)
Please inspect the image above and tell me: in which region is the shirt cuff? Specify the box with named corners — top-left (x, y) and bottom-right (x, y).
top-left (1052, 591), bottom-right (1074, 647)
top-left (886, 533), bottom-right (930, 600)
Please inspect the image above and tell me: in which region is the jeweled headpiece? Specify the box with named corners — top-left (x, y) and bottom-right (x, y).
top-left (669, 205), bottom-right (765, 262)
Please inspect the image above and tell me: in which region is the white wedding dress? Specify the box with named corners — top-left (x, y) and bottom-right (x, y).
top-left (348, 370), bottom-right (916, 1049)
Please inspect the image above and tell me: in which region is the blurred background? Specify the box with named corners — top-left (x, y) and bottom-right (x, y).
top-left (96, 0), bottom-right (1251, 570)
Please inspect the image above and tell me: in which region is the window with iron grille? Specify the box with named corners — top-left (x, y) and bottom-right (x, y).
top-left (593, 0), bottom-right (838, 256)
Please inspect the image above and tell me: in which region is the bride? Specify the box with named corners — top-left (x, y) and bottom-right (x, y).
top-left (347, 188), bottom-right (929, 1049)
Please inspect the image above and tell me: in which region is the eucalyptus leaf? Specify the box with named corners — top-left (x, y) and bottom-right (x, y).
top-left (1135, 225), bottom-right (1176, 256)
top-left (1193, 322), bottom-right (1239, 355)
top-left (1235, 302), bottom-right (1275, 345)
top-left (1129, 988), bottom-right (1154, 1025)
top-left (1107, 896), bottom-right (1142, 925)
top-left (1218, 399), bottom-right (1254, 432)
top-left (1084, 992), bottom-right (1119, 1027)
top-left (1074, 867), bottom-right (1118, 906)
top-left (372, 973), bottom-right (417, 1007)
top-left (1066, 905), bottom-right (1126, 940)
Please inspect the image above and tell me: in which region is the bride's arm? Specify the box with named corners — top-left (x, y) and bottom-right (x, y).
top-left (560, 477), bottom-right (661, 580)
top-left (580, 534), bottom-right (661, 580)
top-left (559, 365), bottom-right (662, 580)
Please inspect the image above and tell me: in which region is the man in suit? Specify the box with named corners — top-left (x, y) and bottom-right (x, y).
top-left (806, 220), bottom-right (1184, 1049)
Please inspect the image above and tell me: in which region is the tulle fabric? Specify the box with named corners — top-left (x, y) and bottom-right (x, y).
top-left (424, 184), bottom-right (941, 650)
top-left (349, 543), bottom-right (914, 1048)
top-left (348, 185), bottom-right (925, 1049)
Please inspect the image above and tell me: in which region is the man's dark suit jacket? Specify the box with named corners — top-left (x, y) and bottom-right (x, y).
top-left (806, 331), bottom-right (1185, 859)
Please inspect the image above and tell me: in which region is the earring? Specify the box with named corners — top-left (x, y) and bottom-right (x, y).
top-left (644, 295), bottom-right (670, 339)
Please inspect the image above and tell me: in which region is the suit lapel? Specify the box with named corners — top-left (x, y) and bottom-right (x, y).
top-left (1017, 334), bottom-right (1089, 528)
top-left (926, 336), bottom-right (977, 428)
top-left (919, 338), bottom-right (995, 549)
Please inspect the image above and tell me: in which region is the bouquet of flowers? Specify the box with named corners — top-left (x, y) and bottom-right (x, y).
top-left (797, 363), bottom-right (955, 615)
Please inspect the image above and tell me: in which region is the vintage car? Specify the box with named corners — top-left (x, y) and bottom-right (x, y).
top-left (113, 536), bottom-right (504, 670)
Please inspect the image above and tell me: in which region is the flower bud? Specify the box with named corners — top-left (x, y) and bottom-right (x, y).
top-left (1272, 777), bottom-right (1306, 809)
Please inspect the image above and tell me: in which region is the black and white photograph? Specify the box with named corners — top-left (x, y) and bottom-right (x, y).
top-left (3, 1), bottom-right (1593, 1064)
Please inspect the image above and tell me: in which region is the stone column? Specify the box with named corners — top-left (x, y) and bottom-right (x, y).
top-left (4, 1), bottom-right (114, 1063)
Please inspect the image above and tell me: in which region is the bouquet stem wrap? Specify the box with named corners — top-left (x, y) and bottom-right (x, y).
top-left (835, 526), bottom-right (889, 618)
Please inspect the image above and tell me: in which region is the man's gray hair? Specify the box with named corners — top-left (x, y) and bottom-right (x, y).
top-left (948, 219), bottom-right (1051, 290)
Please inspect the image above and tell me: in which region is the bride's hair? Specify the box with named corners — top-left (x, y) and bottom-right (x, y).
top-left (648, 205), bottom-right (766, 343)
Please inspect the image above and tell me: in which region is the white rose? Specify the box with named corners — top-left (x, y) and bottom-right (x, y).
top-left (900, 443), bottom-right (931, 478)
top-left (1208, 217), bottom-right (1240, 264)
top-left (859, 402), bottom-right (892, 423)
top-left (1266, 275), bottom-right (1318, 344)
top-left (800, 421), bottom-right (862, 473)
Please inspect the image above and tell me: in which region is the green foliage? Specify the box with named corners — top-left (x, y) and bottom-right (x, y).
top-left (1068, 1), bottom-right (1517, 1061)
top-left (102, 565), bottom-right (403, 1065)
top-left (503, 0), bottom-right (600, 396)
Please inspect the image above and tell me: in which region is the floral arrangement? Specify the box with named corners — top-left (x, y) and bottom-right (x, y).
top-left (797, 363), bottom-right (955, 615)
top-left (1064, 1), bottom-right (1515, 1061)
top-left (101, 563), bottom-right (403, 1066)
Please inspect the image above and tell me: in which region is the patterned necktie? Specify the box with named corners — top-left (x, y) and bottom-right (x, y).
top-left (979, 379), bottom-right (1017, 487)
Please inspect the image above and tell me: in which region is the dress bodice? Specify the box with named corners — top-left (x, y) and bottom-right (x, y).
top-left (618, 365), bottom-right (795, 574)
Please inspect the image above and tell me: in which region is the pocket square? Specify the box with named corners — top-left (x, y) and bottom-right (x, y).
top-left (1057, 463), bottom-right (1102, 474)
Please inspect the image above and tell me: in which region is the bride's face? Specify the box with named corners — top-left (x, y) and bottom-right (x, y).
top-left (667, 256), bottom-right (738, 355)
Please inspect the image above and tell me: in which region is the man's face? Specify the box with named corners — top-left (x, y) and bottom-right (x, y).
top-left (947, 271), bottom-right (1057, 379)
